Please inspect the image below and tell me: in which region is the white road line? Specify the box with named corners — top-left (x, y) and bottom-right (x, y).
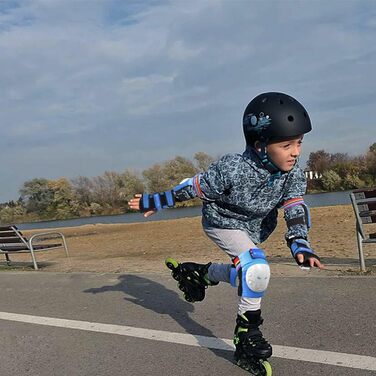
top-left (0, 311), bottom-right (375, 371)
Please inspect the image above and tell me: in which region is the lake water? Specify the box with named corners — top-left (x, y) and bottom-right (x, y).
top-left (17, 190), bottom-right (352, 230)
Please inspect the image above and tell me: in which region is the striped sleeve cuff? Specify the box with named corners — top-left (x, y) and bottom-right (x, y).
top-left (282, 197), bottom-right (304, 210)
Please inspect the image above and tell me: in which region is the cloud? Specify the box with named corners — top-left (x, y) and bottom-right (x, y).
top-left (0, 0), bottom-right (375, 201)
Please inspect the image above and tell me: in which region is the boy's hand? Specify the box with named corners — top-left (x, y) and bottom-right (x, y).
top-left (290, 238), bottom-right (325, 269)
top-left (128, 194), bottom-right (156, 218)
top-left (295, 252), bottom-right (324, 269)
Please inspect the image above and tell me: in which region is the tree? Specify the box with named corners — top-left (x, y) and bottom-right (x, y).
top-left (47, 178), bottom-right (79, 219)
top-left (321, 170), bottom-right (342, 191)
top-left (91, 171), bottom-right (121, 207)
top-left (142, 163), bottom-right (165, 192)
top-left (71, 176), bottom-right (95, 205)
top-left (0, 203), bottom-right (26, 224)
top-left (19, 178), bottom-right (54, 215)
top-left (330, 153), bottom-right (349, 166)
top-left (117, 170), bottom-right (145, 203)
top-left (307, 150), bottom-right (331, 173)
top-left (365, 142), bottom-right (376, 181)
top-left (194, 152), bottom-right (214, 171)
top-left (143, 156), bottom-right (198, 192)
top-left (343, 174), bottom-right (365, 190)
top-left (164, 156), bottom-right (198, 184)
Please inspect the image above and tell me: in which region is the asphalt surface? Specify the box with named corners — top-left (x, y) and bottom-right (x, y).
top-left (0, 271), bottom-right (375, 376)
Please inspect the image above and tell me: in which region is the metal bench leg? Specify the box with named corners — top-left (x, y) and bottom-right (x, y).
top-left (29, 246), bottom-right (39, 270)
top-left (61, 236), bottom-right (69, 257)
top-left (356, 225), bottom-right (366, 272)
top-left (5, 254), bottom-right (11, 266)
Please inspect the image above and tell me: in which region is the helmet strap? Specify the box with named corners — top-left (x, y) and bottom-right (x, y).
top-left (254, 143), bottom-right (281, 174)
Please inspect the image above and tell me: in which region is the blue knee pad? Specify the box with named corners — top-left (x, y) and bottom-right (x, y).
top-left (230, 248), bottom-right (270, 298)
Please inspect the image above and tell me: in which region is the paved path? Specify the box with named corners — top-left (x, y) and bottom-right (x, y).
top-left (0, 272), bottom-right (375, 375)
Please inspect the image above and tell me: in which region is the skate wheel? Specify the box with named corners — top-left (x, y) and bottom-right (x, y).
top-left (261, 360), bottom-right (272, 376)
top-left (171, 270), bottom-right (181, 281)
top-left (184, 294), bottom-right (195, 303)
top-left (235, 357), bottom-right (272, 376)
top-left (165, 257), bottom-right (179, 270)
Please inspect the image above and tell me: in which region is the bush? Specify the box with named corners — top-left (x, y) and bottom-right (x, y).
top-left (343, 174), bottom-right (365, 190)
top-left (321, 170), bottom-right (342, 191)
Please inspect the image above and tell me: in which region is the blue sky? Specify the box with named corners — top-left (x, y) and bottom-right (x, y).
top-left (1, 0), bottom-right (375, 202)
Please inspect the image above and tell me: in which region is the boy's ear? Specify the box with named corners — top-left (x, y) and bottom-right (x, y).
top-left (254, 141), bottom-right (262, 152)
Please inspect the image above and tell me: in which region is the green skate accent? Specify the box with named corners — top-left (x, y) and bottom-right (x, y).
top-left (237, 327), bottom-right (248, 334)
top-left (235, 316), bottom-right (249, 335)
top-left (236, 357), bottom-right (272, 376)
top-left (165, 257), bottom-right (178, 269)
top-left (234, 313), bottom-right (249, 345)
top-left (263, 361), bottom-right (272, 375)
top-left (234, 327), bottom-right (248, 346)
top-left (203, 273), bottom-right (217, 286)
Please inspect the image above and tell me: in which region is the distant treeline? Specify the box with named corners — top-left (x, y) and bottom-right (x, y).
top-left (306, 142), bottom-right (376, 192)
top-left (1, 143), bottom-right (375, 224)
top-left (0, 152), bottom-right (214, 224)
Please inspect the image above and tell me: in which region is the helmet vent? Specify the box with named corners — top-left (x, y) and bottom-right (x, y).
top-left (279, 99), bottom-right (284, 105)
top-left (288, 115), bottom-right (294, 122)
top-left (303, 112), bottom-right (307, 118)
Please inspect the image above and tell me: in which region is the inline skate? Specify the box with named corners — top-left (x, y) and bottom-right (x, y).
top-left (234, 310), bottom-right (272, 375)
top-left (165, 258), bottom-right (218, 302)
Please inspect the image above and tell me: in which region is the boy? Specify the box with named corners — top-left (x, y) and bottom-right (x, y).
top-left (128, 92), bottom-right (323, 374)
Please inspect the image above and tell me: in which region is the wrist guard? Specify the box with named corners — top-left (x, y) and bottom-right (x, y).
top-left (283, 197), bottom-right (311, 229)
top-left (289, 238), bottom-right (320, 267)
top-left (139, 191), bottom-right (175, 212)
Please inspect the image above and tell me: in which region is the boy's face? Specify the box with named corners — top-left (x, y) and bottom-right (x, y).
top-left (264, 135), bottom-right (303, 172)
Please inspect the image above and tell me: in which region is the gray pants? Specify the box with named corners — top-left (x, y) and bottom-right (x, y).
top-left (202, 219), bottom-right (263, 314)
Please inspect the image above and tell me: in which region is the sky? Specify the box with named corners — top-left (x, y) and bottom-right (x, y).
top-left (1, 0), bottom-right (375, 202)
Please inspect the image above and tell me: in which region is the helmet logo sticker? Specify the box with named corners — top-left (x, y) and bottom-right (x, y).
top-left (244, 113), bottom-right (272, 134)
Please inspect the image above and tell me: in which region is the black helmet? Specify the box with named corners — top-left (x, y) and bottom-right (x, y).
top-left (243, 92), bottom-right (312, 145)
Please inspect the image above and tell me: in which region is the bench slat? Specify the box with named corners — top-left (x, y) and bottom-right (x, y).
top-left (0, 226), bottom-right (13, 231)
top-left (0, 238), bottom-right (26, 244)
top-left (354, 198), bottom-right (376, 205)
top-left (0, 231), bottom-right (18, 237)
top-left (357, 202), bottom-right (376, 212)
top-left (0, 243), bottom-right (62, 252)
top-left (361, 215), bottom-right (376, 224)
top-left (353, 189), bottom-right (376, 200)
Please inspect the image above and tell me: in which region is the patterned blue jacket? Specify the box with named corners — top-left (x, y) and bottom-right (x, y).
top-left (173, 147), bottom-right (309, 245)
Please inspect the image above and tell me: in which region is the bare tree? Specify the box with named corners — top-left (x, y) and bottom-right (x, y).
top-left (194, 151), bottom-right (214, 171)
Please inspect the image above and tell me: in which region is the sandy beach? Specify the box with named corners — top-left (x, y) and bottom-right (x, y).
top-left (3, 205), bottom-right (376, 276)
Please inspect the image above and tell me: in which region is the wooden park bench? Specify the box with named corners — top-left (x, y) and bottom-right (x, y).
top-left (350, 188), bottom-right (376, 271)
top-left (0, 225), bottom-right (69, 270)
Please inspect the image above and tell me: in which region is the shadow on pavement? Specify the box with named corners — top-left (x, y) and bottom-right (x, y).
top-left (83, 274), bottom-right (233, 363)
